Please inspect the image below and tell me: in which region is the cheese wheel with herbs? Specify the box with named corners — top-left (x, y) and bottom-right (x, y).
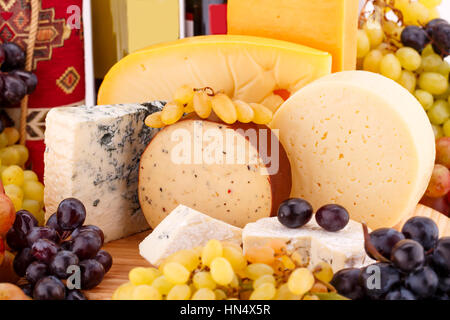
top-left (271, 71), bottom-right (435, 229)
top-left (139, 119), bottom-right (292, 228)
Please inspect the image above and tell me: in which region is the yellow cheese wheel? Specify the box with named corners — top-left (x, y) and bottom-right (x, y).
top-left (271, 71), bottom-right (435, 229)
top-left (98, 35), bottom-right (331, 106)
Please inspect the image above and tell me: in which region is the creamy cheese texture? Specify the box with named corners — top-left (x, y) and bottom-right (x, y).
top-left (139, 205), bottom-right (242, 266)
top-left (44, 102), bottom-right (163, 242)
top-left (271, 71), bottom-right (435, 229)
top-left (243, 217), bottom-right (373, 272)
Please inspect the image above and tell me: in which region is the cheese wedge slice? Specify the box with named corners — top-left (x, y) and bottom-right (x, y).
top-left (98, 35), bottom-right (331, 106)
top-left (139, 205), bottom-right (242, 266)
top-left (243, 217), bottom-right (373, 272)
top-left (271, 71), bottom-right (435, 229)
top-left (227, 0), bottom-right (359, 72)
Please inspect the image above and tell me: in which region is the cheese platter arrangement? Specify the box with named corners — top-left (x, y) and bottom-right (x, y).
top-left (1, 0), bottom-right (450, 302)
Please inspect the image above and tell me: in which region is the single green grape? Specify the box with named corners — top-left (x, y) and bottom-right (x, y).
top-left (437, 61), bottom-right (450, 78)
top-left (357, 30), bottom-right (370, 58)
top-left (427, 99), bottom-right (450, 125)
top-left (414, 89), bottom-right (434, 110)
top-left (396, 47), bottom-right (422, 71)
top-left (363, 49), bottom-right (383, 73)
top-left (443, 119), bottom-right (450, 137)
top-left (397, 70), bottom-right (417, 93)
top-left (421, 53), bottom-right (444, 73)
top-left (418, 72), bottom-right (449, 95)
top-left (403, 1), bottom-right (429, 26)
top-left (363, 21), bottom-right (384, 48)
top-left (421, 44), bottom-right (435, 57)
top-left (380, 53), bottom-right (402, 81)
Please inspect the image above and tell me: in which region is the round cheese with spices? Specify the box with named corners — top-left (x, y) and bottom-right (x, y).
top-left (138, 119), bottom-right (291, 228)
top-left (271, 71), bottom-right (435, 229)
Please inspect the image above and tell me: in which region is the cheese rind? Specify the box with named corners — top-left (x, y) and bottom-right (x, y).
top-left (271, 71), bottom-right (435, 229)
top-left (44, 102), bottom-right (163, 242)
top-left (243, 217), bottom-right (372, 272)
top-left (98, 35), bottom-right (331, 106)
top-left (227, 0), bottom-right (359, 72)
top-left (138, 119), bottom-right (291, 229)
top-left (139, 205), bottom-right (242, 266)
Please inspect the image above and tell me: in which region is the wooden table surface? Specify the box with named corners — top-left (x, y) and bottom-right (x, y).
top-left (86, 231), bottom-right (151, 300)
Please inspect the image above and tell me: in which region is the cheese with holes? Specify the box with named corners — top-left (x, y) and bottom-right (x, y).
top-left (227, 0), bottom-right (359, 72)
top-left (138, 119), bottom-right (292, 229)
top-left (98, 35), bottom-right (331, 106)
top-left (44, 102), bottom-right (164, 242)
top-left (271, 71), bottom-right (435, 229)
top-left (243, 217), bottom-right (373, 272)
top-left (139, 205), bottom-right (242, 266)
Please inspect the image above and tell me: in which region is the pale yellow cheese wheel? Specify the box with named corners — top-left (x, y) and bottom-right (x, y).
top-left (271, 71), bottom-right (435, 229)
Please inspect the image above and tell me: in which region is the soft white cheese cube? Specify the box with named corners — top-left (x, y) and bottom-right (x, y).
top-left (139, 205), bottom-right (242, 266)
top-left (243, 217), bottom-right (373, 272)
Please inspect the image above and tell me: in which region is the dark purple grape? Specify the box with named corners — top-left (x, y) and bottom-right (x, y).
top-left (19, 283), bottom-right (34, 298)
top-left (1, 43), bottom-right (25, 71)
top-left (25, 261), bottom-right (48, 284)
top-left (57, 198), bottom-right (86, 231)
top-left (66, 289), bottom-right (87, 300)
top-left (72, 225), bottom-right (104, 246)
top-left (431, 23), bottom-right (450, 57)
top-left (401, 26), bottom-right (430, 53)
top-left (26, 226), bottom-right (58, 246)
top-left (277, 198), bottom-right (313, 228)
top-left (71, 230), bottom-right (102, 260)
top-left (2, 74), bottom-right (27, 105)
top-left (31, 239), bottom-right (59, 263)
top-left (402, 216), bottom-right (439, 251)
top-left (430, 237), bottom-right (450, 275)
top-left (13, 210), bottom-right (38, 236)
top-left (405, 267), bottom-right (439, 298)
top-left (330, 268), bottom-right (365, 300)
top-left (10, 70), bottom-right (37, 95)
top-left (49, 250), bottom-right (79, 279)
top-left (79, 259), bottom-right (105, 290)
top-left (385, 287), bottom-right (416, 300)
top-left (33, 276), bottom-right (66, 300)
top-left (60, 240), bottom-right (73, 251)
top-left (13, 248), bottom-right (35, 277)
top-left (45, 213), bottom-right (63, 236)
top-left (425, 18), bottom-right (448, 36)
top-left (367, 228), bottom-right (405, 260)
top-left (6, 227), bottom-right (27, 251)
top-left (359, 263), bottom-right (401, 300)
top-left (0, 74), bottom-right (4, 105)
top-left (391, 239), bottom-right (425, 273)
top-left (315, 204), bottom-right (349, 232)
top-left (439, 275), bottom-right (450, 293)
top-left (95, 250), bottom-right (112, 273)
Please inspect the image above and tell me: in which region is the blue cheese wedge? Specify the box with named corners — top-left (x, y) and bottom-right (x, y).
top-left (44, 102), bottom-right (163, 242)
top-left (139, 205), bottom-right (242, 266)
top-left (243, 217), bottom-right (373, 272)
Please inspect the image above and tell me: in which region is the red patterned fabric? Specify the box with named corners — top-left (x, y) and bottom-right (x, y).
top-left (0, 0), bottom-right (86, 181)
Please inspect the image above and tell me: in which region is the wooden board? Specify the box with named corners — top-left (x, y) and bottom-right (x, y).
top-left (86, 231), bottom-right (151, 300)
top-left (85, 205), bottom-right (449, 300)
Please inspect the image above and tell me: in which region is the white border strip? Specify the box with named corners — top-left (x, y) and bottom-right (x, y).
top-left (83, 0), bottom-right (95, 106)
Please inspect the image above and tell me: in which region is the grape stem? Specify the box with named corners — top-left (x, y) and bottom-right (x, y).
top-left (193, 87), bottom-right (216, 97)
top-left (362, 222), bottom-right (391, 263)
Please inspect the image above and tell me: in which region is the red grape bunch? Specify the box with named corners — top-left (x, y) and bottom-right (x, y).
top-left (0, 42), bottom-right (38, 107)
top-left (6, 198), bottom-right (113, 300)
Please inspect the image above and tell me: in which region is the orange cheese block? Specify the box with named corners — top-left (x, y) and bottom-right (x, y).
top-left (227, 0), bottom-right (360, 72)
top-left (98, 35), bottom-right (331, 106)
